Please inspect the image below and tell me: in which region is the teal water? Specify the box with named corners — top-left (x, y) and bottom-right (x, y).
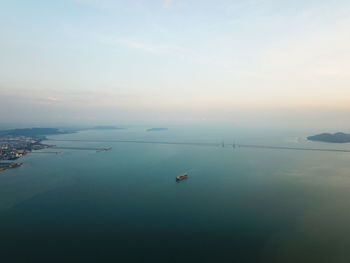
top-left (1, 127), bottom-right (350, 262)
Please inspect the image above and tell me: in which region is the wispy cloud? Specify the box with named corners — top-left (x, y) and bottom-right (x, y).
top-left (113, 39), bottom-right (163, 55)
top-left (46, 96), bottom-right (59, 102)
top-left (97, 35), bottom-right (191, 56)
top-left (162, 0), bottom-right (184, 9)
top-left (162, 0), bottom-right (171, 9)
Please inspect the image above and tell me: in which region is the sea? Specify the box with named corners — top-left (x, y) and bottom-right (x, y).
top-left (1, 125), bottom-right (350, 263)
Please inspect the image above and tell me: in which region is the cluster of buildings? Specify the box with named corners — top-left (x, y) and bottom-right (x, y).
top-left (0, 136), bottom-right (49, 161)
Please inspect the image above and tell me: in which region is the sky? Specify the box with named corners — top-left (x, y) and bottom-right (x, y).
top-left (1, 0), bottom-right (350, 129)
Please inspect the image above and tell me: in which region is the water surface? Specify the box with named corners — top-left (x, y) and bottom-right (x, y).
top-left (1, 127), bottom-right (350, 262)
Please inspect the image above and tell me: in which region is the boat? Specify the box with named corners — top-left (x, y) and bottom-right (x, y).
top-left (96, 147), bottom-right (112, 153)
top-left (176, 173), bottom-right (188, 182)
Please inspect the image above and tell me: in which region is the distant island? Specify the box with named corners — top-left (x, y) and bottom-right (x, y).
top-left (146, 128), bottom-right (168, 132)
top-left (307, 132), bottom-right (350, 143)
top-left (0, 128), bottom-right (70, 138)
top-left (91, 126), bottom-right (123, 130)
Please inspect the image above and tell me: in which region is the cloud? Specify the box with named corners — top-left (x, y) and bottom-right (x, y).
top-left (29, 96), bottom-right (61, 105)
top-left (115, 39), bottom-right (163, 54)
top-left (162, 0), bottom-right (184, 9)
top-left (46, 96), bottom-right (59, 102)
top-left (162, 0), bottom-right (172, 9)
top-left (97, 35), bottom-right (191, 56)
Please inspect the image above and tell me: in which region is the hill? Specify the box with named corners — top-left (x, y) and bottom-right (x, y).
top-left (307, 132), bottom-right (350, 143)
top-left (0, 128), bottom-right (69, 137)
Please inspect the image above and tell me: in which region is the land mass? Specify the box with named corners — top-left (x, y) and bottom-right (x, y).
top-left (307, 132), bottom-right (350, 143)
top-left (0, 127), bottom-right (68, 171)
top-left (0, 162), bottom-right (23, 172)
top-left (91, 126), bottom-right (123, 130)
top-left (0, 128), bottom-right (70, 138)
top-left (146, 128), bottom-right (168, 132)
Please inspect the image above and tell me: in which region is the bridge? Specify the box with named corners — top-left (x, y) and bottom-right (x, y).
top-left (52, 146), bottom-right (111, 152)
top-left (47, 139), bottom-right (350, 153)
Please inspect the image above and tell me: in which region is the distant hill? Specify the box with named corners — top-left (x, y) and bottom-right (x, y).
top-left (307, 132), bottom-right (350, 143)
top-left (91, 126), bottom-right (123, 130)
top-left (0, 128), bottom-right (69, 137)
top-left (146, 128), bottom-right (168, 132)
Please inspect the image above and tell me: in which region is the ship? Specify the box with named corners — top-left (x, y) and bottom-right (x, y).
top-left (96, 147), bottom-right (112, 153)
top-left (176, 173), bottom-right (188, 182)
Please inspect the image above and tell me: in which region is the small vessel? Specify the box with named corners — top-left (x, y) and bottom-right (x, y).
top-left (176, 173), bottom-right (188, 182)
top-left (96, 147), bottom-right (112, 153)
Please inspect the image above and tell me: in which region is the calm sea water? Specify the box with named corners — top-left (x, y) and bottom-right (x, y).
top-left (1, 126), bottom-right (350, 263)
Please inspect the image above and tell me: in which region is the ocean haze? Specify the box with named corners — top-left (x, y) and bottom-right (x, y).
top-left (1, 0), bottom-right (350, 125)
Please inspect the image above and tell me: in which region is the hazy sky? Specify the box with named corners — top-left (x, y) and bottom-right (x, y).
top-left (1, 0), bottom-right (350, 127)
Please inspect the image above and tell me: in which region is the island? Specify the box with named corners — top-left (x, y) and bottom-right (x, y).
top-left (91, 126), bottom-right (124, 130)
top-left (146, 128), bottom-right (168, 132)
top-left (307, 132), bottom-right (350, 143)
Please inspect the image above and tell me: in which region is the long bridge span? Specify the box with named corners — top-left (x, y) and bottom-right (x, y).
top-left (47, 139), bottom-right (350, 153)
